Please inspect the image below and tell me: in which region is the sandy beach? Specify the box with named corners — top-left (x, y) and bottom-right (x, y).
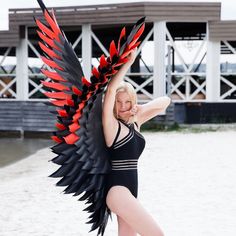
top-left (0, 130), bottom-right (236, 236)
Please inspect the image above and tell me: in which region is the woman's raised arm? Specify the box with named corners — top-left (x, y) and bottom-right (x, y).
top-left (102, 49), bottom-right (137, 146)
top-left (136, 96), bottom-right (172, 126)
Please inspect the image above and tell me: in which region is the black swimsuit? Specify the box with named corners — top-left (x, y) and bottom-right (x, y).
top-left (105, 119), bottom-right (146, 198)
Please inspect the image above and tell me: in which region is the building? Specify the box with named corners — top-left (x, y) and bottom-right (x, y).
top-left (0, 1), bottom-right (236, 134)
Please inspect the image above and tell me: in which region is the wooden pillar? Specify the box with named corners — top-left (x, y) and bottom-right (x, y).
top-left (153, 21), bottom-right (166, 98)
top-left (16, 26), bottom-right (28, 100)
top-left (206, 24), bottom-right (220, 101)
top-left (82, 24), bottom-right (92, 80)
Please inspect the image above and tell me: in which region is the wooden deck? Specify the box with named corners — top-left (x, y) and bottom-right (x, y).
top-left (0, 100), bottom-right (175, 133)
top-left (0, 100), bottom-right (56, 132)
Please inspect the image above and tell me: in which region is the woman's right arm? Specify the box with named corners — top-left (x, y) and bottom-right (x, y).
top-left (102, 49), bottom-right (136, 146)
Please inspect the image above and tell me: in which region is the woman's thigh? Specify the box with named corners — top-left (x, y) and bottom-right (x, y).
top-left (117, 215), bottom-right (137, 236)
top-left (106, 186), bottom-right (164, 236)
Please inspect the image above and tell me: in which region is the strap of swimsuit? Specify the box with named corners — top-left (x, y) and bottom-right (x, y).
top-left (134, 122), bottom-right (139, 129)
top-left (118, 118), bottom-right (131, 128)
top-left (119, 118), bottom-right (138, 129)
top-left (110, 120), bottom-right (121, 147)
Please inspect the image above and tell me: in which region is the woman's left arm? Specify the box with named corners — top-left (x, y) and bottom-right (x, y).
top-left (136, 96), bottom-right (172, 126)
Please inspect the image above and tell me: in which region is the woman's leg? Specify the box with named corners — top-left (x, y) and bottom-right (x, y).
top-left (117, 215), bottom-right (137, 236)
top-left (106, 186), bottom-right (164, 236)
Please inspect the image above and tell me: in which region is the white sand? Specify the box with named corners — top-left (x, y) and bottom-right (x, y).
top-left (0, 130), bottom-right (236, 236)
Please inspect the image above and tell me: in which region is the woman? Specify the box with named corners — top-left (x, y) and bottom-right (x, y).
top-left (102, 48), bottom-right (171, 236)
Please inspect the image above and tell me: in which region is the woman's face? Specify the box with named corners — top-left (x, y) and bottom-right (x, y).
top-left (116, 91), bottom-right (132, 120)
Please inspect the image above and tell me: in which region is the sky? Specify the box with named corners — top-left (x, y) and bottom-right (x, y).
top-left (0, 0), bottom-right (236, 30)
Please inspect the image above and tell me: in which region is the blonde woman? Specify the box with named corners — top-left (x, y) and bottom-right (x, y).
top-left (103, 49), bottom-right (171, 236)
top-left (36, 2), bottom-right (165, 234)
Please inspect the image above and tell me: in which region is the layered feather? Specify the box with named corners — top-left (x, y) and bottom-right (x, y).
top-left (36, 0), bottom-right (145, 235)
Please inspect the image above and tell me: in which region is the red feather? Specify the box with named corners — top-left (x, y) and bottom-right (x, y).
top-left (36, 19), bottom-right (54, 39)
top-left (57, 109), bottom-right (68, 117)
top-left (119, 49), bottom-right (132, 60)
top-left (50, 99), bottom-right (68, 107)
top-left (106, 68), bottom-right (118, 77)
top-left (109, 40), bottom-right (118, 61)
top-left (67, 99), bottom-right (74, 107)
top-left (118, 27), bottom-right (126, 51)
top-left (41, 80), bottom-right (69, 91)
top-left (99, 54), bottom-right (108, 69)
top-left (39, 42), bottom-right (61, 59)
top-left (73, 111), bottom-right (82, 122)
top-left (82, 77), bottom-right (91, 87)
top-left (69, 122), bottom-right (81, 133)
top-left (72, 85), bottom-right (82, 96)
top-left (113, 58), bottom-right (129, 68)
top-left (64, 133), bottom-right (79, 144)
top-left (85, 93), bottom-right (92, 101)
top-left (101, 76), bottom-right (108, 84)
top-left (44, 9), bottom-right (61, 42)
top-left (92, 67), bottom-right (100, 79)
top-left (43, 91), bottom-right (71, 99)
top-left (94, 84), bottom-right (100, 90)
top-left (51, 135), bottom-right (63, 143)
top-left (41, 69), bottom-right (66, 82)
top-left (37, 31), bottom-right (61, 51)
top-left (129, 41), bottom-right (141, 51)
top-left (41, 56), bottom-right (63, 70)
top-left (76, 102), bottom-right (85, 111)
top-left (38, 42), bottom-right (61, 59)
top-left (132, 24), bottom-right (145, 42)
top-left (55, 122), bottom-right (66, 130)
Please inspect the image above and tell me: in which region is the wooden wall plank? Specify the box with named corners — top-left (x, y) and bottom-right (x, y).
top-left (0, 100), bottom-right (175, 131)
top-left (0, 101), bottom-right (55, 131)
top-left (209, 21), bottom-right (236, 41)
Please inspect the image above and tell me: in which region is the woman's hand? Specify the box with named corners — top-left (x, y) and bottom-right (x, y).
top-left (125, 48), bottom-right (137, 66)
top-left (130, 104), bottom-right (138, 116)
top-left (119, 104), bottom-right (139, 117)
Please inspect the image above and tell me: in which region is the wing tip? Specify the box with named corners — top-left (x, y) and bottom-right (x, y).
top-left (37, 0), bottom-right (47, 12)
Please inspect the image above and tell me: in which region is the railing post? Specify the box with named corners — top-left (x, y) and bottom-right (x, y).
top-left (153, 21), bottom-right (166, 99)
top-left (16, 26), bottom-right (28, 100)
top-left (167, 45), bottom-right (172, 97)
top-left (206, 23), bottom-right (220, 101)
top-left (82, 24), bottom-right (92, 80)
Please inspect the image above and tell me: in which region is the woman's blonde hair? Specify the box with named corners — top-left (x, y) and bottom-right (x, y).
top-left (113, 81), bottom-right (137, 123)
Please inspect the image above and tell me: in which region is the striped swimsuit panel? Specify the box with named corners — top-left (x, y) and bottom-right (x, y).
top-left (105, 119), bottom-right (146, 198)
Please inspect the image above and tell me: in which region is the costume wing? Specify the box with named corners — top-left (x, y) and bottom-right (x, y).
top-left (35, 0), bottom-right (145, 235)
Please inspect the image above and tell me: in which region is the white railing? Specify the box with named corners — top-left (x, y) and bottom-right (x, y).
top-left (0, 47), bottom-right (17, 98)
top-left (1, 23), bottom-right (236, 102)
top-left (166, 27), bottom-right (207, 102)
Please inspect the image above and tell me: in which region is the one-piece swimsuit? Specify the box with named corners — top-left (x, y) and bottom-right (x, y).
top-left (105, 119), bottom-right (146, 198)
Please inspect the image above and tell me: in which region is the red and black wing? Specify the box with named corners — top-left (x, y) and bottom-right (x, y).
top-left (36, 0), bottom-right (145, 235)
